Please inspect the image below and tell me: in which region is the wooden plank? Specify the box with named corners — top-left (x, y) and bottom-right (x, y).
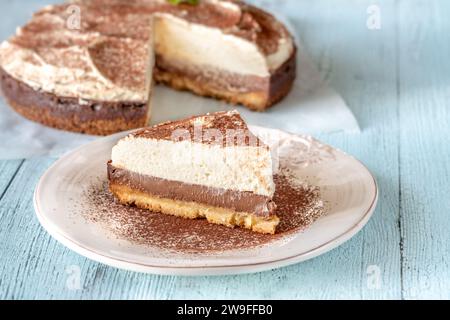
top-left (0, 160), bottom-right (23, 200)
top-left (0, 158), bottom-right (105, 299)
top-left (291, 0), bottom-right (402, 299)
top-left (0, 158), bottom-right (59, 299)
top-left (398, 0), bottom-right (450, 299)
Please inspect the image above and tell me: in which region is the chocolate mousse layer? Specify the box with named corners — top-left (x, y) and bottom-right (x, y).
top-left (107, 162), bottom-right (277, 217)
top-left (0, 68), bottom-right (149, 135)
top-left (154, 47), bottom-right (296, 111)
top-left (156, 46), bottom-right (296, 93)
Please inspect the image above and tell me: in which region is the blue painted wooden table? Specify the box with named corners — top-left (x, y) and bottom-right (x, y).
top-left (1, 0), bottom-right (449, 299)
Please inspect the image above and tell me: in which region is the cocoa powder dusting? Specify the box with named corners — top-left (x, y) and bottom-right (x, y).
top-left (82, 171), bottom-right (325, 253)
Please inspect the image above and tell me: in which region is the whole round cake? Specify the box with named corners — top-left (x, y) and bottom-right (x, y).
top-left (0, 0), bottom-right (296, 135)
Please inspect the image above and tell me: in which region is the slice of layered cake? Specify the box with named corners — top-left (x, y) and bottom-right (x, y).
top-left (107, 110), bottom-right (279, 234)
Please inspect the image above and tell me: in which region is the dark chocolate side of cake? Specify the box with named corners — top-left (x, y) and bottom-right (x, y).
top-left (267, 47), bottom-right (297, 107)
top-left (0, 68), bottom-right (149, 135)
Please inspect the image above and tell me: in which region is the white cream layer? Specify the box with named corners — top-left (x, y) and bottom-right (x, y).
top-left (111, 136), bottom-right (276, 197)
top-left (154, 14), bottom-right (293, 78)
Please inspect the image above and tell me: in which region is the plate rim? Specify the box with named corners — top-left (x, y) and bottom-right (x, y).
top-left (33, 128), bottom-right (378, 276)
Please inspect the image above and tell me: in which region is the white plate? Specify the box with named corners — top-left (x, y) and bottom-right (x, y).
top-left (34, 126), bottom-right (377, 276)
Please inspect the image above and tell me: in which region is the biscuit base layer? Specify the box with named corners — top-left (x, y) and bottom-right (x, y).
top-left (110, 183), bottom-right (280, 235)
top-left (7, 99), bottom-right (148, 136)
